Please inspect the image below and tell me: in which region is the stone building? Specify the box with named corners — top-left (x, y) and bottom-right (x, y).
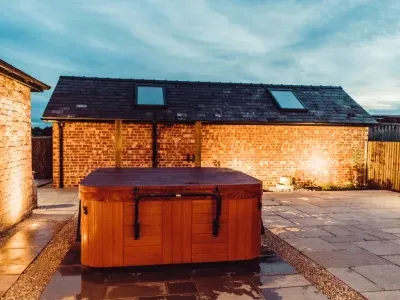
top-left (0, 59), bottom-right (50, 232)
top-left (42, 76), bottom-right (376, 188)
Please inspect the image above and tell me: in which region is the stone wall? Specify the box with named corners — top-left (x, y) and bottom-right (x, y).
top-left (0, 74), bottom-right (33, 232)
top-left (52, 122), bottom-right (368, 188)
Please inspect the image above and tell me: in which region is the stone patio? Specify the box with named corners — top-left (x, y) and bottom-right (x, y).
top-left (0, 186), bottom-right (78, 297)
top-left (263, 190), bottom-right (400, 300)
top-left (40, 242), bottom-right (328, 300)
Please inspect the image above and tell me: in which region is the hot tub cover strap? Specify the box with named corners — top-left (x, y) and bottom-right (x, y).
top-left (133, 186), bottom-right (222, 240)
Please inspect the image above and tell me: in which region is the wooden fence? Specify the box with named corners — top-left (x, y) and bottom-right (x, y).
top-left (367, 141), bottom-right (400, 191)
top-left (369, 124), bottom-right (400, 141)
top-left (32, 137), bottom-right (53, 179)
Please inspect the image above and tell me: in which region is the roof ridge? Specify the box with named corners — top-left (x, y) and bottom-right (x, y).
top-left (58, 75), bottom-right (342, 89)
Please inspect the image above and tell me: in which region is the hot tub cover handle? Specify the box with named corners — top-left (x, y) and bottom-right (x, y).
top-left (133, 186), bottom-right (222, 240)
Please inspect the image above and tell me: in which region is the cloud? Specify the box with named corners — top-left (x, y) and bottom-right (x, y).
top-left (1, 0), bottom-right (400, 127)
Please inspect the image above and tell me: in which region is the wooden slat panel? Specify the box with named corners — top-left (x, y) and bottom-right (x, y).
top-left (228, 198), bottom-right (238, 260)
top-left (124, 201), bottom-right (162, 216)
top-left (182, 199), bottom-right (192, 263)
top-left (192, 200), bottom-right (228, 214)
top-left (124, 215), bottom-right (162, 226)
top-left (124, 246), bottom-right (162, 266)
top-left (94, 201), bottom-right (103, 267)
top-left (192, 253), bottom-right (227, 263)
top-left (249, 198), bottom-right (261, 259)
top-left (193, 223), bottom-right (214, 234)
top-left (124, 246), bottom-right (162, 257)
top-left (236, 199), bottom-right (248, 259)
top-left (124, 235), bottom-right (162, 247)
top-left (81, 200), bottom-right (89, 265)
top-left (112, 202), bottom-right (124, 266)
top-left (192, 243), bottom-right (227, 254)
top-left (192, 226), bottom-right (228, 244)
top-left (102, 202), bottom-right (114, 267)
top-left (124, 225), bottom-right (162, 237)
top-left (172, 198), bottom-right (183, 263)
top-left (192, 213), bottom-right (228, 224)
top-left (162, 200), bottom-right (173, 264)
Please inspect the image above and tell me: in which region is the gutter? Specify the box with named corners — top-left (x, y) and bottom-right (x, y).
top-left (42, 117), bottom-right (378, 127)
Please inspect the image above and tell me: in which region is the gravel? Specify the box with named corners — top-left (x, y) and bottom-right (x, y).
top-left (263, 229), bottom-right (367, 300)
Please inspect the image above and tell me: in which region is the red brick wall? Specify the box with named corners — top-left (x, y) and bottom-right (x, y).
top-left (202, 125), bottom-right (368, 187)
top-left (53, 122), bottom-right (368, 188)
top-left (122, 123), bottom-right (152, 167)
top-left (0, 74), bottom-right (33, 232)
top-left (158, 124), bottom-right (195, 167)
top-left (53, 122), bottom-right (115, 187)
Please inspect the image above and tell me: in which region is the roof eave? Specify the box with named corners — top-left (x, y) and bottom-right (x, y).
top-left (41, 116), bottom-right (377, 126)
top-left (0, 61), bottom-right (51, 92)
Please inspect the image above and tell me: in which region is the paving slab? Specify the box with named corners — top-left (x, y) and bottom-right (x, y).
top-left (382, 227), bottom-right (400, 233)
top-left (40, 267), bottom-right (88, 300)
top-left (327, 212), bottom-right (376, 223)
top-left (289, 217), bottom-right (344, 227)
top-left (263, 216), bottom-right (296, 228)
top-left (381, 255), bottom-right (400, 266)
top-left (362, 290), bottom-right (400, 300)
top-left (367, 219), bottom-right (400, 229)
top-left (277, 210), bottom-right (311, 218)
top-left (318, 225), bottom-right (355, 236)
top-left (354, 241), bottom-right (400, 255)
top-left (106, 282), bottom-right (167, 298)
top-left (259, 285), bottom-right (328, 300)
top-left (322, 234), bottom-right (379, 244)
top-left (358, 209), bottom-right (400, 219)
top-left (251, 274), bottom-right (310, 289)
top-left (305, 250), bottom-right (390, 268)
top-left (269, 228), bottom-right (297, 239)
top-left (333, 243), bottom-right (367, 252)
top-left (284, 238), bottom-right (339, 252)
top-left (388, 239), bottom-right (400, 246)
top-left (290, 204), bottom-right (327, 214)
top-left (352, 264), bottom-right (400, 290)
top-left (319, 206), bottom-right (357, 213)
top-left (196, 276), bottom-right (262, 299)
top-left (286, 227), bottom-right (333, 238)
top-left (327, 268), bottom-right (382, 292)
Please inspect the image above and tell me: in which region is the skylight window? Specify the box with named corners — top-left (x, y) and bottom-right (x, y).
top-left (136, 86), bottom-right (166, 106)
top-left (269, 89), bottom-right (306, 110)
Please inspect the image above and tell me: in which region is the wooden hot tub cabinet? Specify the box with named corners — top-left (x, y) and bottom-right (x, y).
top-left (79, 168), bottom-right (262, 268)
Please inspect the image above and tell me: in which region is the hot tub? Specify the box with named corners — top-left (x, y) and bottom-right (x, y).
top-left (79, 168), bottom-right (262, 267)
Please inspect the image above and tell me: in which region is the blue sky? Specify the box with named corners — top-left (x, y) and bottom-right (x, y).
top-left (1, 0), bottom-right (400, 127)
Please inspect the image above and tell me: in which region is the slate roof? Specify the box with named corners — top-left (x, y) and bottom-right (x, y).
top-left (42, 76), bottom-right (377, 125)
top-left (0, 59), bottom-right (50, 92)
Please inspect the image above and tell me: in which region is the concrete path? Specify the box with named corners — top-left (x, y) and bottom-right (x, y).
top-left (0, 187), bottom-right (78, 297)
top-left (263, 190), bottom-right (400, 300)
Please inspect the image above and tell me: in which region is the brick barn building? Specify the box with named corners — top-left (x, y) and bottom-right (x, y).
top-left (42, 76), bottom-right (376, 189)
top-left (0, 59), bottom-right (50, 232)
